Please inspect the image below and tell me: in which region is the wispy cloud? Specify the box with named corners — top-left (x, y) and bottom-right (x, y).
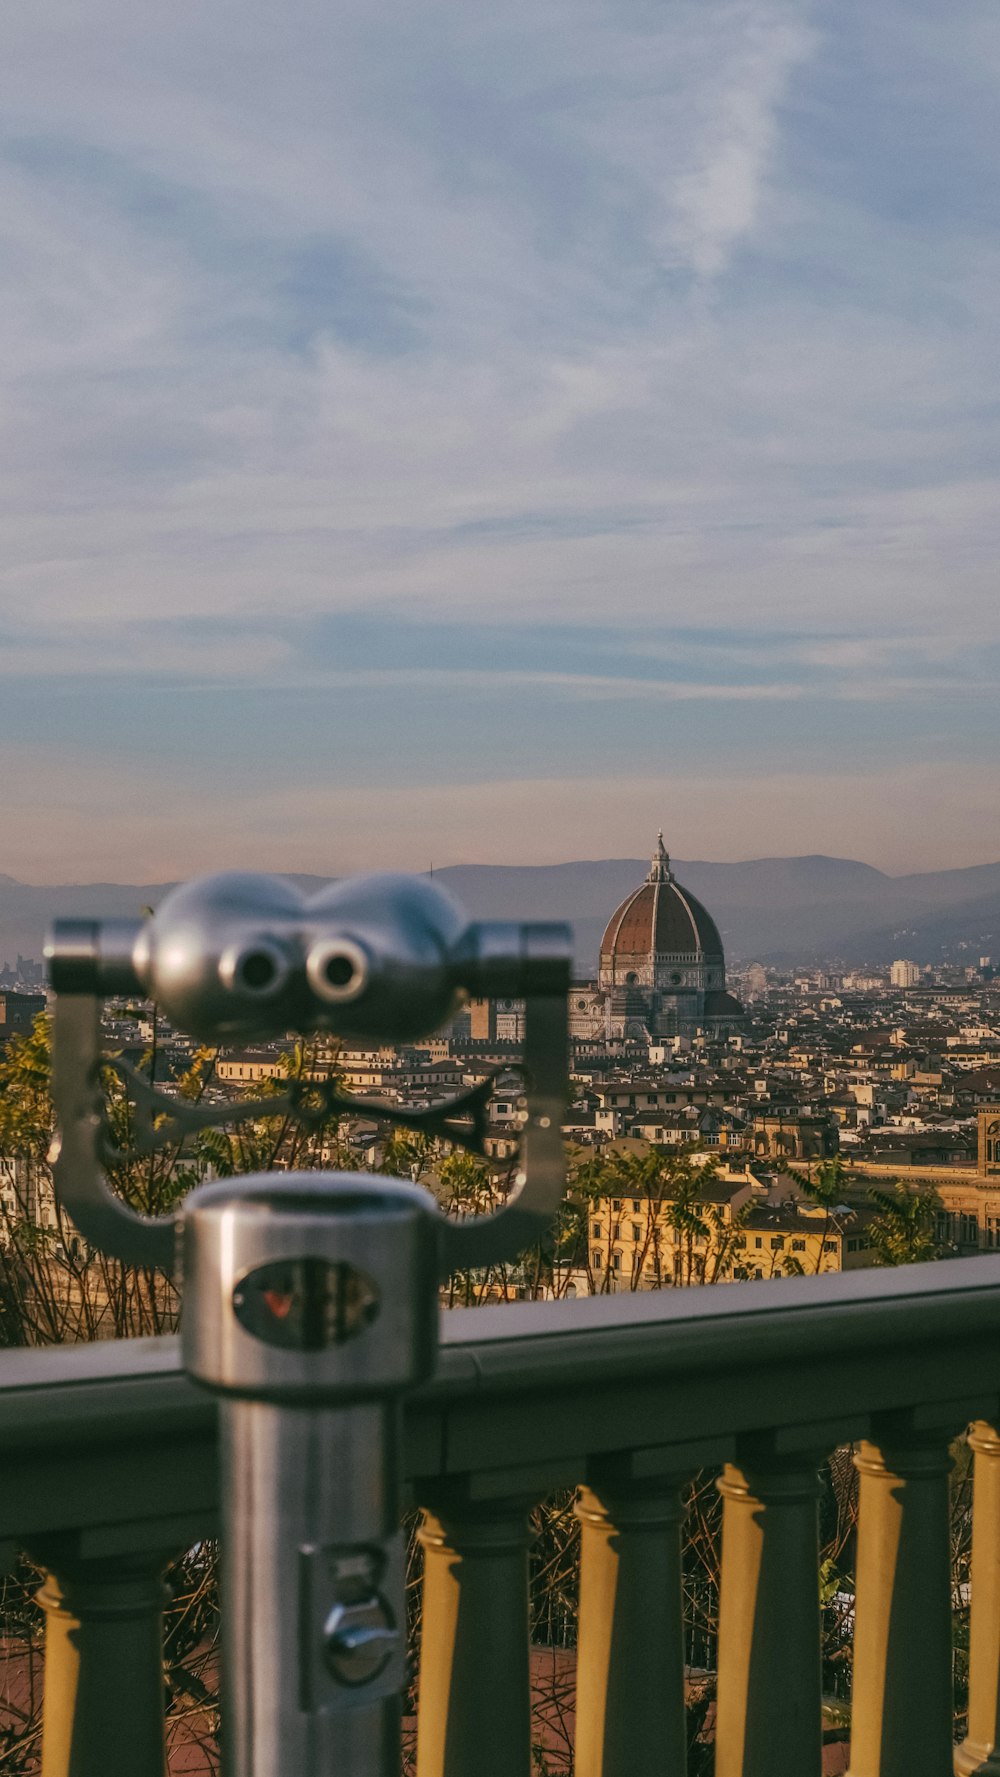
top-left (669, 3), bottom-right (817, 278)
top-left (0, 0), bottom-right (998, 872)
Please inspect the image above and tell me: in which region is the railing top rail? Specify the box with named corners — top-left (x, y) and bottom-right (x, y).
top-left (0, 1334), bottom-right (204, 1450)
top-left (0, 1258), bottom-right (998, 1543)
top-left (0, 1251), bottom-right (998, 1445)
top-left (430, 1252), bottom-right (1000, 1400)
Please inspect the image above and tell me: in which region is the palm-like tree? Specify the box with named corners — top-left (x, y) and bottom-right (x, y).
top-left (866, 1182), bottom-right (945, 1267)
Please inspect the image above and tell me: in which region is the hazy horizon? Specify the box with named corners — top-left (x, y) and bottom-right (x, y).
top-left (3, 839), bottom-right (1000, 891)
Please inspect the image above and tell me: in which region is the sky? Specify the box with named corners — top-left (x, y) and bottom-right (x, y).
top-left (1, 0), bottom-right (999, 882)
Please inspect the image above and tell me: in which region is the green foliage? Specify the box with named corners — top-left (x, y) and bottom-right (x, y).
top-left (0, 1016), bottom-right (53, 1167)
top-left (379, 1128), bottom-right (435, 1180)
top-left (799, 1156), bottom-right (850, 1210)
top-left (866, 1182), bottom-right (945, 1267)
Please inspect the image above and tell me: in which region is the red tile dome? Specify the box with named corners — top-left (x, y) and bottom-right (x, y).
top-left (600, 835), bottom-right (724, 963)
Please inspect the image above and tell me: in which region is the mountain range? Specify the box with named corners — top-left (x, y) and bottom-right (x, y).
top-left (2, 854), bottom-right (1000, 975)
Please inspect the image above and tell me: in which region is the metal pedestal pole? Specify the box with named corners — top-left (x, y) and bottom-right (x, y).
top-left (221, 1400), bottom-right (405, 1777)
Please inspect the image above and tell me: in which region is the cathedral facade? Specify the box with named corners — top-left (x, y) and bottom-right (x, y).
top-left (569, 835), bottom-right (744, 1043)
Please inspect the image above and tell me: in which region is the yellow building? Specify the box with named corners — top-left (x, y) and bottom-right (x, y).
top-left (850, 1157), bottom-right (995, 1254)
top-left (979, 1104), bottom-right (1000, 1177)
top-left (587, 1175), bottom-right (875, 1289)
top-left (214, 1050), bottom-right (286, 1084)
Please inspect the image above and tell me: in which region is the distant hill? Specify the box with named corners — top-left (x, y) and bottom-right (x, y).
top-left (432, 856), bottom-right (1000, 968)
top-left (4, 854), bottom-right (1000, 976)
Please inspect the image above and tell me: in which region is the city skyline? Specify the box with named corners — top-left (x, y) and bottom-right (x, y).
top-left (3, 0), bottom-right (999, 878)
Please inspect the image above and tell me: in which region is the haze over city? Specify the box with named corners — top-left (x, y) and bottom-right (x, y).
top-left (2, 0), bottom-right (999, 880)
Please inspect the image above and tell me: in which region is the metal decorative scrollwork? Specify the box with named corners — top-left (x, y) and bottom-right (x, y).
top-left (101, 1051), bottom-right (507, 1162)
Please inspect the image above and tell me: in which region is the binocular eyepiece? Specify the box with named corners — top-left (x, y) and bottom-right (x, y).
top-left (46, 870), bottom-right (570, 1045)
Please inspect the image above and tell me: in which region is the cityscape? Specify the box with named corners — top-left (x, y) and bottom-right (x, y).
top-left (3, 0), bottom-right (999, 1770)
top-left (3, 831), bottom-right (999, 1292)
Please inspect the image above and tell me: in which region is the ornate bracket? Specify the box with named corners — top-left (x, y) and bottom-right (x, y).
top-left (47, 871), bottom-right (571, 1275)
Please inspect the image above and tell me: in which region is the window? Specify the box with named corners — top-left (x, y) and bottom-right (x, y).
top-left (632, 1223), bottom-right (641, 1241)
top-left (591, 1221), bottom-right (601, 1238)
top-left (791, 1238), bottom-right (805, 1252)
top-left (612, 1200), bottom-right (622, 1212)
top-left (754, 1236), bottom-right (763, 1249)
top-left (593, 1251), bottom-right (602, 1269)
top-left (733, 1236), bottom-right (746, 1249)
top-left (823, 1239), bottom-right (837, 1253)
top-left (770, 1237), bottom-right (784, 1251)
top-left (611, 1252), bottom-right (621, 1270)
top-left (631, 1200), bottom-right (640, 1212)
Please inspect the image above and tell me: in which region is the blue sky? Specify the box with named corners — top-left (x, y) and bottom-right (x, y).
top-left (1, 0), bottom-right (998, 880)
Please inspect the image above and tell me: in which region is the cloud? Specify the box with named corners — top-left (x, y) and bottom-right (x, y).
top-left (669, 4), bottom-right (817, 278)
top-left (0, 0), bottom-right (998, 873)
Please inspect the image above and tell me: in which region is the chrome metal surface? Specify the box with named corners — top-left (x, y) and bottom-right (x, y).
top-left (48, 995), bottom-right (177, 1269)
top-left (45, 918), bottom-right (144, 997)
top-left (47, 868), bottom-right (572, 1274)
top-left (221, 1399), bottom-right (404, 1777)
top-left (182, 1174), bottom-right (436, 1777)
top-left (128, 871), bottom-right (471, 1044)
top-left (46, 867), bottom-right (572, 1777)
top-left (181, 1173), bottom-right (439, 1402)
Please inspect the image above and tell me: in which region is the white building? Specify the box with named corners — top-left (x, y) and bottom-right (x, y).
top-left (890, 959), bottom-right (921, 988)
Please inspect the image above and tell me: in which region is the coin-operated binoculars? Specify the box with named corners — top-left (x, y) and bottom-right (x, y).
top-left (46, 872), bottom-right (571, 1777)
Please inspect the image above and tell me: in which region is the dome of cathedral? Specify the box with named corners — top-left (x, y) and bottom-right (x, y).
top-left (600, 834), bottom-right (724, 965)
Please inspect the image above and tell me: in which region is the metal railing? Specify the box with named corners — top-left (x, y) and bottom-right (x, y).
top-left (5, 1255), bottom-right (1000, 1775)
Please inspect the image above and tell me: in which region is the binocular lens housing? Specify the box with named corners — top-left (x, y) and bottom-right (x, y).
top-left (45, 871), bottom-right (572, 1046)
top-left (219, 939), bottom-right (292, 1002)
top-left (306, 938), bottom-right (370, 1005)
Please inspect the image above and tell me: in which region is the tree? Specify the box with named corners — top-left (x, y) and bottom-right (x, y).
top-left (866, 1181), bottom-right (946, 1267)
top-left (781, 1155), bottom-right (850, 1277)
top-left (561, 1144), bottom-right (746, 1292)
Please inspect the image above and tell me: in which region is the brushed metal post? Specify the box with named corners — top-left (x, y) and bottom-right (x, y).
top-left (182, 1174), bottom-right (439, 1777)
top-left (221, 1400), bottom-right (403, 1776)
